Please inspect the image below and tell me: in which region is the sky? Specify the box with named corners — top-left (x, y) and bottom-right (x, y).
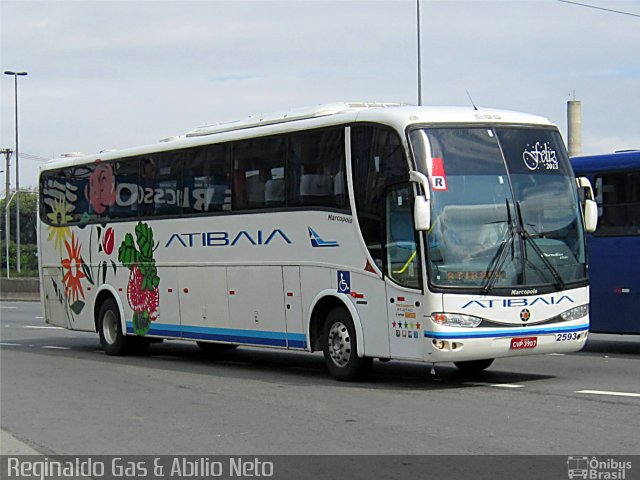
top-left (1, 0), bottom-right (639, 192)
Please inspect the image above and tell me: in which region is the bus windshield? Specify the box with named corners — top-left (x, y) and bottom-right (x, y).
top-left (409, 126), bottom-right (587, 293)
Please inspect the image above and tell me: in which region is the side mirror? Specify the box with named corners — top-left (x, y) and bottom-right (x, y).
top-left (576, 177), bottom-right (598, 233)
top-left (409, 171), bottom-right (431, 231)
top-left (583, 199), bottom-right (598, 233)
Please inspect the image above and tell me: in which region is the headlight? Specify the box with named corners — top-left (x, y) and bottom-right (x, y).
top-left (560, 304), bottom-right (589, 321)
top-left (431, 312), bottom-right (483, 328)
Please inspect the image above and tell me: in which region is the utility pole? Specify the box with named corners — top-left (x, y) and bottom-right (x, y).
top-left (1, 148), bottom-right (12, 200)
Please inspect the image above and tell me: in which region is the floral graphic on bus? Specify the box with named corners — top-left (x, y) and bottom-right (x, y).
top-left (118, 222), bottom-right (160, 336)
top-left (102, 227), bottom-right (115, 255)
top-left (86, 160), bottom-right (116, 214)
top-left (61, 232), bottom-right (86, 306)
top-left (46, 198), bottom-right (73, 254)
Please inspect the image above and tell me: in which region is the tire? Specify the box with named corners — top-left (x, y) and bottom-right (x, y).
top-left (197, 342), bottom-right (238, 354)
top-left (98, 298), bottom-right (131, 355)
top-left (322, 307), bottom-right (372, 381)
top-left (454, 358), bottom-right (494, 373)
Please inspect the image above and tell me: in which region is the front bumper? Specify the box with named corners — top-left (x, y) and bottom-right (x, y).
top-left (423, 321), bottom-right (589, 363)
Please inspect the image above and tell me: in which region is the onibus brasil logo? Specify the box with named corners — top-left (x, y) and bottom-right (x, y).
top-left (567, 456), bottom-right (632, 479)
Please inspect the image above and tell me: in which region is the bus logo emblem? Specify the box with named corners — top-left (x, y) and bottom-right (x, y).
top-left (520, 309), bottom-right (531, 322)
top-left (309, 227), bottom-right (339, 248)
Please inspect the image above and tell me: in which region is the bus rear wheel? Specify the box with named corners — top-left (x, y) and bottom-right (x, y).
top-left (98, 298), bottom-right (130, 355)
top-left (322, 308), bottom-right (372, 381)
top-left (454, 359), bottom-right (494, 373)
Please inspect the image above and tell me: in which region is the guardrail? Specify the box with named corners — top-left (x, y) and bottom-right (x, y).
top-left (0, 278), bottom-right (40, 301)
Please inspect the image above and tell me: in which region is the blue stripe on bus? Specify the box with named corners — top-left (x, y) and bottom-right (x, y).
top-left (126, 322), bottom-right (307, 349)
top-left (423, 323), bottom-right (589, 340)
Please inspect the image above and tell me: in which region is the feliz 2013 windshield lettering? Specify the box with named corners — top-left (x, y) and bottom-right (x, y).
top-left (522, 142), bottom-right (559, 171)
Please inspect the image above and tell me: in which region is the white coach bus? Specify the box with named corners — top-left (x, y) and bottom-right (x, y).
top-left (38, 103), bottom-right (597, 380)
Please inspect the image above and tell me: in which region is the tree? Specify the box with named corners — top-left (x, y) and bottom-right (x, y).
top-left (0, 191), bottom-right (38, 245)
top-left (0, 191), bottom-right (39, 276)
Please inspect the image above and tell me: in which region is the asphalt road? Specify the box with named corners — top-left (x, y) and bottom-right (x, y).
top-left (1, 301), bottom-right (638, 455)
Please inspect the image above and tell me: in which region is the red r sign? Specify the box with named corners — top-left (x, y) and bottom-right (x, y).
top-left (431, 157), bottom-right (448, 191)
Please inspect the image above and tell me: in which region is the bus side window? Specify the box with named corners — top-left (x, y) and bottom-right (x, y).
top-left (183, 144), bottom-right (231, 215)
top-left (41, 169), bottom-right (74, 226)
top-left (232, 136), bottom-right (286, 210)
top-left (288, 127), bottom-right (347, 210)
top-left (69, 165), bottom-right (93, 223)
top-left (595, 172), bottom-right (640, 236)
top-left (110, 160), bottom-right (140, 220)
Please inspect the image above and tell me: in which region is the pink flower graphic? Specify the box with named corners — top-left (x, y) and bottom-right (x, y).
top-left (86, 160), bottom-right (116, 214)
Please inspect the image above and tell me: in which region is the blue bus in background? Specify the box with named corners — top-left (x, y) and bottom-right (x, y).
top-left (571, 150), bottom-right (640, 334)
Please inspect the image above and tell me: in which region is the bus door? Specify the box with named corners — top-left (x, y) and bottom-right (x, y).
top-left (384, 184), bottom-right (425, 360)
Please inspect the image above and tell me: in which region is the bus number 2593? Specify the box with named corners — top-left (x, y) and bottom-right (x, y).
top-left (556, 332), bottom-right (579, 342)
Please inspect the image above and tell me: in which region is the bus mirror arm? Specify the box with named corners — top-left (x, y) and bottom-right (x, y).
top-left (409, 170), bottom-right (431, 231)
top-left (576, 177), bottom-right (598, 233)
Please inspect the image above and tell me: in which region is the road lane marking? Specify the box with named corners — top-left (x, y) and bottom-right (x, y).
top-left (23, 325), bottom-right (64, 330)
top-left (0, 306), bottom-right (18, 309)
top-left (576, 390), bottom-right (640, 398)
top-left (42, 346), bottom-right (72, 350)
top-left (34, 316), bottom-right (44, 319)
top-left (464, 382), bottom-right (525, 389)
top-left (547, 353), bottom-right (565, 356)
top-left (0, 342), bottom-right (22, 346)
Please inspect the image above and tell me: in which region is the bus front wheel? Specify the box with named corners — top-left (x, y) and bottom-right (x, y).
top-left (322, 308), bottom-right (372, 381)
top-left (454, 359), bottom-right (494, 373)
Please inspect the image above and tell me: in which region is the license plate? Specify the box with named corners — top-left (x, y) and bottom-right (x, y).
top-left (510, 337), bottom-right (538, 349)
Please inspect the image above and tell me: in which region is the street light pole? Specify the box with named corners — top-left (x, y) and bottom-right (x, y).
top-left (416, 0), bottom-right (423, 106)
top-left (4, 70), bottom-right (28, 273)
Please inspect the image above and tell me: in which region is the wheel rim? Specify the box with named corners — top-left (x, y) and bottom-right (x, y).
top-left (102, 310), bottom-right (119, 345)
top-left (327, 321), bottom-right (351, 367)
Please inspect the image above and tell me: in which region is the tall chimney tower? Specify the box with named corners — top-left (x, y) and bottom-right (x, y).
top-left (567, 95), bottom-right (582, 157)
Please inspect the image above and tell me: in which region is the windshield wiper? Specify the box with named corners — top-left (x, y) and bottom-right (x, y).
top-left (482, 199), bottom-right (516, 294)
top-left (515, 201), bottom-right (566, 290)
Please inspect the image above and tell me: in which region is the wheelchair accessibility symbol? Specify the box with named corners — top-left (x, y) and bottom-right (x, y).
top-left (337, 271), bottom-right (351, 294)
